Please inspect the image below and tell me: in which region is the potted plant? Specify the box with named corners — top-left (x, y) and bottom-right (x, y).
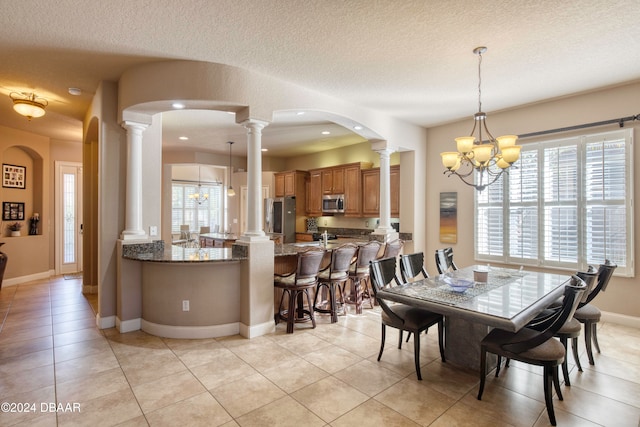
top-left (8, 222), bottom-right (23, 237)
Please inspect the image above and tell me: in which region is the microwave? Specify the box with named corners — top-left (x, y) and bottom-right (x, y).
top-left (322, 194), bottom-right (344, 213)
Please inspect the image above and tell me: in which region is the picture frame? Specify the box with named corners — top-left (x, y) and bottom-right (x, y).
top-left (439, 192), bottom-right (458, 244)
top-left (3, 202), bottom-right (25, 221)
top-left (2, 164), bottom-right (26, 189)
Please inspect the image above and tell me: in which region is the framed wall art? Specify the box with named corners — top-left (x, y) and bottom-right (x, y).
top-left (439, 192), bottom-right (457, 244)
top-left (2, 164), bottom-right (26, 189)
top-left (3, 202), bottom-right (25, 221)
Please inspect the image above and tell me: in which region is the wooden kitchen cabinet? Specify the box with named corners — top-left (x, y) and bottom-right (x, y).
top-left (344, 163), bottom-right (363, 217)
top-left (295, 233), bottom-right (314, 242)
top-left (322, 167), bottom-right (345, 194)
top-left (307, 170), bottom-right (322, 216)
top-left (362, 165), bottom-right (400, 217)
top-left (274, 170), bottom-right (307, 198)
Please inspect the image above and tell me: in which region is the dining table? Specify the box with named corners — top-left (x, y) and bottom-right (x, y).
top-left (377, 265), bottom-right (573, 370)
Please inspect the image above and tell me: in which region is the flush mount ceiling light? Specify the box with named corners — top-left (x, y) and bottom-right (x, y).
top-left (10, 92), bottom-right (48, 120)
top-left (227, 141), bottom-right (236, 197)
top-left (440, 47), bottom-right (521, 191)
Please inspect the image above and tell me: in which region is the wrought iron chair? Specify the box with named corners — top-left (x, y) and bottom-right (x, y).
top-left (435, 247), bottom-right (458, 274)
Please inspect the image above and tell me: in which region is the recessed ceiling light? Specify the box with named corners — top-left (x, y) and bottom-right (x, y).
top-left (296, 111), bottom-right (305, 115)
top-left (321, 131), bottom-right (331, 135)
top-left (353, 125), bottom-right (363, 130)
top-left (172, 102), bottom-right (185, 109)
top-left (68, 87), bottom-right (82, 96)
top-left (261, 148), bottom-right (268, 152)
top-left (179, 136), bottom-right (189, 141)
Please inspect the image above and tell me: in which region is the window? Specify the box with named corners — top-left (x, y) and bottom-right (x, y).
top-left (171, 182), bottom-right (223, 234)
top-left (476, 128), bottom-right (633, 276)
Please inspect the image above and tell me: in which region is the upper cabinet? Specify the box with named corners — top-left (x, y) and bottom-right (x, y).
top-left (362, 165), bottom-right (400, 218)
top-left (274, 170), bottom-right (307, 198)
top-left (321, 167), bottom-right (344, 194)
top-left (306, 170), bottom-right (322, 216)
top-left (309, 162), bottom-right (371, 217)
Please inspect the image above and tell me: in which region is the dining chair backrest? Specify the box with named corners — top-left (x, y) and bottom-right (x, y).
top-left (199, 226), bottom-right (210, 234)
top-left (399, 252), bottom-right (429, 282)
top-left (435, 247), bottom-right (458, 274)
top-left (180, 224), bottom-right (190, 239)
top-left (352, 241), bottom-right (383, 273)
top-left (369, 257), bottom-right (402, 319)
top-left (505, 275), bottom-right (586, 353)
top-left (576, 266), bottom-right (598, 304)
top-left (581, 259), bottom-right (617, 307)
top-left (382, 239), bottom-right (404, 259)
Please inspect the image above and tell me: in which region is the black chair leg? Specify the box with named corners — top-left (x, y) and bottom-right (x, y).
top-left (553, 366), bottom-right (563, 401)
top-left (560, 336), bottom-right (570, 386)
top-left (585, 321), bottom-right (595, 365)
top-left (377, 324), bottom-right (386, 361)
top-left (477, 348), bottom-right (487, 400)
top-left (495, 355), bottom-right (502, 377)
top-left (543, 366), bottom-right (557, 426)
top-left (593, 323), bottom-right (601, 353)
top-left (571, 336), bottom-right (582, 372)
top-left (413, 331), bottom-right (422, 380)
top-left (398, 330), bottom-right (403, 349)
top-left (437, 320), bottom-right (446, 363)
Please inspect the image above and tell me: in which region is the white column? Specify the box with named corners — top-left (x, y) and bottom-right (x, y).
top-left (240, 119), bottom-right (270, 241)
top-left (374, 148), bottom-right (395, 236)
top-left (121, 121), bottom-right (148, 240)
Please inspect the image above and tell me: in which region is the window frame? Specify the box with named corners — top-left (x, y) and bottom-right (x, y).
top-left (171, 180), bottom-right (224, 234)
top-left (475, 128), bottom-right (634, 277)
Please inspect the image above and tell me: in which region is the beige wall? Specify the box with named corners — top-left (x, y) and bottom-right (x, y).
top-left (426, 81), bottom-right (640, 318)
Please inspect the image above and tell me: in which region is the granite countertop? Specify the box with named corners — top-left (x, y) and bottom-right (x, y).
top-left (124, 245), bottom-right (245, 263)
top-left (199, 233), bottom-right (239, 240)
top-left (275, 238), bottom-right (369, 256)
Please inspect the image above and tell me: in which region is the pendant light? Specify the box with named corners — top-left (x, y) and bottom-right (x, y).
top-left (188, 165), bottom-right (208, 204)
top-left (227, 141), bottom-right (236, 197)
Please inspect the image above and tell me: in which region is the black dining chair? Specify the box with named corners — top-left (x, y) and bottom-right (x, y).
top-left (477, 275), bottom-right (586, 426)
top-left (573, 259), bottom-right (617, 365)
top-left (399, 252), bottom-right (430, 282)
top-left (369, 257), bottom-right (445, 380)
top-left (435, 247), bottom-right (458, 274)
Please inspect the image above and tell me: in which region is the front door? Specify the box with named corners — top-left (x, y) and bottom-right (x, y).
top-left (55, 162), bottom-right (83, 275)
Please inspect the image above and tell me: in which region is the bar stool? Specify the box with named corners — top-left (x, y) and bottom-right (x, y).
top-left (313, 243), bottom-right (358, 323)
top-left (274, 248), bottom-right (325, 333)
top-left (344, 241), bottom-right (382, 314)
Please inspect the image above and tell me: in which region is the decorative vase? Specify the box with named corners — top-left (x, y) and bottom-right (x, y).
top-left (10, 230), bottom-right (20, 237)
top-left (0, 242), bottom-right (7, 290)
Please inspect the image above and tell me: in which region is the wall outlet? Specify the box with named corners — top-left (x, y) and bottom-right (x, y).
top-left (149, 226), bottom-right (158, 236)
top-left (365, 220), bottom-right (369, 227)
top-left (182, 300), bottom-right (190, 311)
top-left (233, 218), bottom-right (238, 224)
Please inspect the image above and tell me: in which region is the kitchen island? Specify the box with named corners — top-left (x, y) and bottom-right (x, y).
top-left (121, 242), bottom-right (247, 339)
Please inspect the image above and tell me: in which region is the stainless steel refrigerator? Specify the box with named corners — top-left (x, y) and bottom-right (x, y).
top-left (264, 196), bottom-right (296, 243)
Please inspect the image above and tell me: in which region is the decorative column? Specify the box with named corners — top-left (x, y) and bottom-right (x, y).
top-left (374, 147), bottom-right (396, 236)
top-left (240, 119), bottom-right (270, 241)
top-left (121, 121), bottom-right (148, 240)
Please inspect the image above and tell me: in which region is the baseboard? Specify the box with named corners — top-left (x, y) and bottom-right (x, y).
top-left (96, 314), bottom-right (116, 329)
top-left (141, 319), bottom-right (239, 339)
top-left (1, 270), bottom-right (54, 287)
top-left (602, 311), bottom-right (640, 329)
top-left (239, 320), bottom-right (276, 339)
top-left (116, 317), bottom-right (141, 333)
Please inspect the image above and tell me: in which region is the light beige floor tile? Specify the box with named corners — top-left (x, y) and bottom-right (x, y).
top-left (0, 363), bottom-right (55, 397)
top-left (51, 302), bottom-right (92, 316)
top-left (9, 412), bottom-right (58, 427)
top-left (113, 415), bottom-right (150, 427)
top-left (228, 339), bottom-right (300, 373)
top-left (332, 398), bottom-right (421, 427)
top-left (0, 348), bottom-right (53, 376)
top-left (132, 370), bottom-right (206, 413)
top-left (56, 388), bottom-right (143, 427)
top-left (532, 408), bottom-right (601, 427)
top-left (190, 348), bottom-right (257, 390)
top-left (55, 348), bottom-right (120, 383)
top-left (569, 361), bottom-right (640, 407)
top-left (291, 376), bottom-right (369, 423)
top-left (54, 336), bottom-right (113, 363)
top-left (162, 336), bottom-right (219, 351)
top-left (1, 314), bottom-right (52, 332)
top-left (173, 341), bottom-right (226, 368)
top-left (430, 400), bottom-right (515, 427)
top-left (0, 324), bottom-right (52, 344)
top-left (53, 327), bottom-right (103, 347)
top-left (261, 355), bottom-right (329, 393)
top-left (375, 378), bottom-right (457, 426)
top-left (52, 316), bottom-right (98, 335)
top-left (236, 395), bottom-right (325, 427)
top-left (418, 360), bottom-right (479, 399)
top-left (0, 385), bottom-right (56, 427)
top-left (0, 335), bottom-right (53, 360)
top-left (303, 344), bottom-right (362, 374)
top-left (52, 309), bottom-right (96, 324)
top-left (119, 350), bottom-right (188, 387)
top-left (210, 372), bottom-right (286, 418)
top-left (333, 358), bottom-right (404, 396)
top-left (56, 367), bottom-right (130, 403)
top-left (267, 329), bottom-right (332, 356)
top-left (107, 331), bottom-right (169, 358)
top-left (145, 392), bottom-right (232, 427)
top-left (480, 363), bottom-right (548, 402)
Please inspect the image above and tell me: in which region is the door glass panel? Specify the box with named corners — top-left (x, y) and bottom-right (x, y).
top-left (63, 173), bottom-right (76, 264)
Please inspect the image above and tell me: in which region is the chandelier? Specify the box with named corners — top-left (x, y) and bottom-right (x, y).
top-left (227, 141), bottom-right (236, 197)
top-left (188, 166), bottom-right (209, 204)
top-left (10, 92), bottom-right (48, 120)
top-left (440, 47), bottom-right (521, 191)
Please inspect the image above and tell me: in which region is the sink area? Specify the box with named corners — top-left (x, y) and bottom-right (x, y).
top-left (292, 242), bottom-right (322, 247)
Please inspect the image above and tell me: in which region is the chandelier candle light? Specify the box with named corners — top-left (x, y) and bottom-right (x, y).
top-left (441, 47), bottom-right (521, 191)
top-left (188, 166), bottom-right (208, 204)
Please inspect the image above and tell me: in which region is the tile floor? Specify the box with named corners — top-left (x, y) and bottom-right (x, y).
top-left (1, 276), bottom-right (640, 426)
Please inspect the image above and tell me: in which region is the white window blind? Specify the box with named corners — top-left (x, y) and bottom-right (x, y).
top-left (475, 128), bottom-right (634, 276)
top-left (171, 182), bottom-right (223, 233)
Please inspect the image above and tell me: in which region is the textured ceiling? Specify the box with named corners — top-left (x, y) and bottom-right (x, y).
top-left (0, 0), bottom-right (639, 155)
